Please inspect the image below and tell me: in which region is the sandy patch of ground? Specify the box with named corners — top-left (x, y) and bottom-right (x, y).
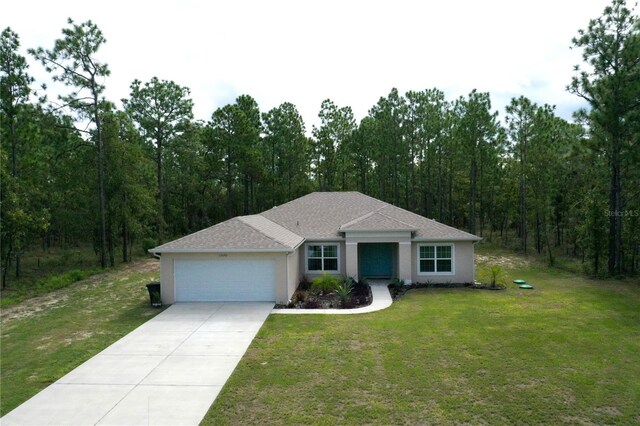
top-left (1, 258), bottom-right (159, 324)
top-left (475, 253), bottom-right (531, 270)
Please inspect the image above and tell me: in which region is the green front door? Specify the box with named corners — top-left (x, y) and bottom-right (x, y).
top-left (359, 243), bottom-right (394, 278)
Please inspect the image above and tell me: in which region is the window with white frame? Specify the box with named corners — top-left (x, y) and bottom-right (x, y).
top-left (306, 244), bottom-right (339, 272)
top-left (418, 244), bottom-right (453, 274)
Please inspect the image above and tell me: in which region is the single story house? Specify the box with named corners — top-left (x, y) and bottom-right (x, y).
top-left (150, 192), bottom-right (481, 304)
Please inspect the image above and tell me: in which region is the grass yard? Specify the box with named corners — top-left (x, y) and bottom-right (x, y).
top-left (0, 258), bottom-right (161, 415)
top-left (1, 245), bottom-right (147, 308)
top-left (204, 251), bottom-right (640, 425)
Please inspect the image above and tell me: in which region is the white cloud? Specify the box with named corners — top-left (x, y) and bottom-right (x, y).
top-left (3, 0), bottom-right (613, 128)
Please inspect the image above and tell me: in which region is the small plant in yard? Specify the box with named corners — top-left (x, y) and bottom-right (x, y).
top-left (311, 273), bottom-right (340, 295)
top-left (335, 278), bottom-right (353, 307)
top-left (478, 265), bottom-right (507, 289)
top-left (298, 275), bottom-right (311, 291)
top-left (390, 277), bottom-right (405, 290)
top-left (388, 277), bottom-right (405, 297)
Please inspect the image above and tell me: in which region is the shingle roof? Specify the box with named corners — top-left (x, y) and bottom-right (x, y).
top-left (261, 192), bottom-right (387, 239)
top-left (339, 211), bottom-right (417, 231)
top-left (237, 215), bottom-right (304, 248)
top-left (151, 192), bottom-right (480, 253)
top-left (151, 217), bottom-right (297, 252)
top-left (262, 192), bottom-right (480, 241)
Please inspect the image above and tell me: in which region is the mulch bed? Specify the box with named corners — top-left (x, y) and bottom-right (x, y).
top-left (469, 282), bottom-right (507, 290)
top-left (274, 283), bottom-right (372, 310)
top-left (389, 281), bottom-right (505, 300)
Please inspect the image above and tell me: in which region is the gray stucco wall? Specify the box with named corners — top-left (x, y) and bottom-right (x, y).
top-left (299, 241), bottom-right (347, 280)
top-left (410, 241), bottom-right (476, 284)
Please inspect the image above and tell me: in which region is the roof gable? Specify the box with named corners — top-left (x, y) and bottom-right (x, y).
top-left (151, 217), bottom-right (300, 252)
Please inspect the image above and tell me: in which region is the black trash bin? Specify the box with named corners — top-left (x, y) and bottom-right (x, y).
top-left (146, 282), bottom-right (162, 307)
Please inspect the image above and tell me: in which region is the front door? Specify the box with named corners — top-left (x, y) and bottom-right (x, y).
top-left (359, 243), bottom-right (394, 278)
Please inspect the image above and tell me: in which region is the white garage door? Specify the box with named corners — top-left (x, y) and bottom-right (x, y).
top-left (174, 259), bottom-right (276, 302)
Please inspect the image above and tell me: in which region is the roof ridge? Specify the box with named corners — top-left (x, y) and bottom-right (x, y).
top-left (238, 215), bottom-right (303, 248)
top-left (375, 208), bottom-right (417, 228)
top-left (339, 211), bottom-right (376, 229)
top-left (237, 215), bottom-right (287, 248)
top-left (339, 203), bottom-right (389, 229)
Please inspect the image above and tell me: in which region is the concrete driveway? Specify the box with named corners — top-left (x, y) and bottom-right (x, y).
top-left (1, 302), bottom-right (273, 426)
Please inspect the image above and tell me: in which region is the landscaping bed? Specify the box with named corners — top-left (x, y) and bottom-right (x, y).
top-left (388, 265), bottom-right (508, 299)
top-left (388, 280), bottom-right (469, 299)
top-left (275, 275), bottom-right (372, 309)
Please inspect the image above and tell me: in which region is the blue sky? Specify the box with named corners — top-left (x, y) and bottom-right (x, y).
top-left (4, 0), bottom-right (614, 129)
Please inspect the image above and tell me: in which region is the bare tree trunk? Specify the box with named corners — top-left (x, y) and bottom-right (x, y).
top-left (226, 147), bottom-right (233, 218)
top-left (520, 174), bottom-right (527, 254)
top-left (2, 240), bottom-right (13, 289)
top-left (121, 192), bottom-right (129, 263)
top-left (107, 211), bottom-right (115, 267)
top-left (469, 151), bottom-right (477, 234)
top-left (93, 83), bottom-right (108, 269)
top-left (156, 134), bottom-right (165, 244)
top-left (544, 218), bottom-right (554, 266)
top-left (448, 159), bottom-right (453, 224)
top-left (608, 154), bottom-right (622, 275)
top-left (437, 147), bottom-right (444, 222)
top-left (535, 211), bottom-right (542, 254)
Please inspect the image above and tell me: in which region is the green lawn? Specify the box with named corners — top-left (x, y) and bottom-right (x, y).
top-left (2, 250), bottom-right (638, 424)
top-left (0, 259), bottom-right (162, 415)
top-left (204, 255), bottom-right (640, 425)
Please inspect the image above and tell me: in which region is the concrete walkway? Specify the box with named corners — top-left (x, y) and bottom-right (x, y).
top-left (1, 302), bottom-right (273, 426)
top-left (272, 282), bottom-right (392, 315)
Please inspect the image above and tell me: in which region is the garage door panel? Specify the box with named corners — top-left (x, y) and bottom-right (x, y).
top-left (174, 259), bottom-right (276, 302)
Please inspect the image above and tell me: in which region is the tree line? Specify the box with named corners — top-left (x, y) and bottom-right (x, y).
top-left (1, 0), bottom-right (638, 288)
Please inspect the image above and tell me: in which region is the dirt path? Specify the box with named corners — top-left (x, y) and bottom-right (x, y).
top-left (1, 258), bottom-right (159, 324)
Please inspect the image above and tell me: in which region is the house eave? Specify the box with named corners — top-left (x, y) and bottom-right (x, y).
top-left (412, 237), bottom-right (482, 242)
top-left (148, 247), bottom-right (295, 254)
top-left (339, 228), bottom-right (418, 233)
top-left (301, 236), bottom-right (346, 242)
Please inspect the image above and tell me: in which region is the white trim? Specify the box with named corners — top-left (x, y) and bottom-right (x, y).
top-left (305, 242), bottom-right (341, 274)
top-left (416, 243), bottom-right (455, 276)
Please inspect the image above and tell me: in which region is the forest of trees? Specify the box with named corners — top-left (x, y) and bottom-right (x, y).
top-left (1, 0), bottom-right (639, 289)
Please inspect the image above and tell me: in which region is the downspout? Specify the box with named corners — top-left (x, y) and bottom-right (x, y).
top-left (285, 250), bottom-right (290, 305)
top-left (286, 240), bottom-right (305, 303)
top-left (472, 240), bottom-right (481, 284)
